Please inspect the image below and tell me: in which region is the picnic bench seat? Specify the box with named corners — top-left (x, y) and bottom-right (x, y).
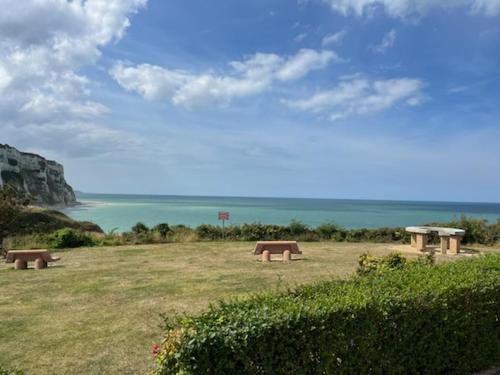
top-left (6, 250), bottom-right (60, 269)
top-left (405, 226), bottom-right (465, 254)
top-left (254, 241), bottom-right (301, 262)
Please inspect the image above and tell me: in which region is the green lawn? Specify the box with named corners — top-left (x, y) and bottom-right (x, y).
top-left (1, 241), bottom-right (498, 375)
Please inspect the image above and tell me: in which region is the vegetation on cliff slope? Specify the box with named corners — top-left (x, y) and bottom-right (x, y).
top-left (0, 185), bottom-right (102, 254)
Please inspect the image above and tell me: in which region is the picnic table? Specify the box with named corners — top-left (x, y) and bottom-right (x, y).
top-left (6, 250), bottom-right (60, 269)
top-left (254, 241), bottom-right (302, 262)
top-left (405, 226), bottom-right (465, 254)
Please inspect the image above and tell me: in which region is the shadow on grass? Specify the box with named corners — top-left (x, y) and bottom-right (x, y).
top-left (256, 257), bottom-right (308, 263)
top-left (1, 264), bottom-right (67, 272)
top-left (460, 247), bottom-right (481, 255)
top-left (421, 245), bottom-right (481, 256)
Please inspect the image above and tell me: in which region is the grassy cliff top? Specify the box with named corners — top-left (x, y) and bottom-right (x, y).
top-left (6, 206), bottom-right (102, 237)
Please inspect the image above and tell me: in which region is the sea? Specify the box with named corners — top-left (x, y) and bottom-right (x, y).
top-left (62, 193), bottom-right (500, 233)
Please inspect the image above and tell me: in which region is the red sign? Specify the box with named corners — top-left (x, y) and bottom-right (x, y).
top-left (218, 211), bottom-right (229, 220)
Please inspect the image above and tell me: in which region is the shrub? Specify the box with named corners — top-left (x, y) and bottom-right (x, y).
top-left (48, 228), bottom-right (96, 249)
top-left (153, 223), bottom-right (171, 238)
top-left (153, 254), bottom-right (500, 374)
top-left (169, 225), bottom-right (197, 242)
top-left (288, 219), bottom-right (309, 236)
top-left (426, 215), bottom-right (500, 245)
top-left (356, 252), bottom-right (408, 276)
top-left (196, 224), bottom-right (223, 241)
top-left (131, 222), bottom-right (149, 234)
top-left (222, 225), bottom-right (242, 241)
top-left (316, 221), bottom-right (340, 239)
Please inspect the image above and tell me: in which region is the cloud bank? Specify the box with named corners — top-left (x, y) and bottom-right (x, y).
top-left (110, 49), bottom-right (339, 108)
top-left (0, 0), bottom-right (147, 157)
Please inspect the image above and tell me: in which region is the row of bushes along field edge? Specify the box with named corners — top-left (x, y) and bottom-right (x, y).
top-left (3, 215), bottom-right (499, 251)
top-left (152, 253), bottom-right (500, 374)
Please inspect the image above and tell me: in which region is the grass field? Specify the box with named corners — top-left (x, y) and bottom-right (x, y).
top-left (1, 241), bottom-right (498, 375)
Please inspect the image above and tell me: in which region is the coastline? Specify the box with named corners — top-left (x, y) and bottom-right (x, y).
top-left (63, 193), bottom-right (500, 233)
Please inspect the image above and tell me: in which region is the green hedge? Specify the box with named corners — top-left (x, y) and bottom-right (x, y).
top-left (162, 216), bottom-right (500, 245)
top-left (48, 228), bottom-right (97, 249)
top-left (153, 255), bottom-right (500, 374)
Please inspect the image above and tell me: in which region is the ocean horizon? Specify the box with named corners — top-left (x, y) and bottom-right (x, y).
top-left (63, 192), bottom-right (500, 232)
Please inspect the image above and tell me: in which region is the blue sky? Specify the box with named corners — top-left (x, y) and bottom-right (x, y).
top-left (1, 0), bottom-right (500, 201)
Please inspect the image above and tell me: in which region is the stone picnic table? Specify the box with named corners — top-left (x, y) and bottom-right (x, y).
top-left (254, 241), bottom-right (302, 262)
top-left (405, 226), bottom-right (465, 254)
top-left (6, 250), bottom-right (60, 269)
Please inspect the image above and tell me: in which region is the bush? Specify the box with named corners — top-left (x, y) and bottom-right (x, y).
top-left (288, 219), bottom-right (309, 236)
top-left (316, 221), bottom-right (340, 239)
top-left (131, 222), bottom-right (149, 234)
top-left (153, 223), bottom-right (171, 238)
top-left (426, 215), bottom-right (500, 245)
top-left (356, 252), bottom-right (408, 276)
top-left (153, 254), bottom-right (500, 374)
top-left (48, 228), bottom-right (96, 249)
top-left (196, 224), bottom-right (223, 241)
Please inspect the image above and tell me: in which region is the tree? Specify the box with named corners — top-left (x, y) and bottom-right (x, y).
top-left (0, 185), bottom-right (30, 255)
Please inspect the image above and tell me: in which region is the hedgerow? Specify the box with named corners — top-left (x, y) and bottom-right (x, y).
top-left (153, 254), bottom-right (500, 374)
top-left (4, 216), bottom-right (499, 252)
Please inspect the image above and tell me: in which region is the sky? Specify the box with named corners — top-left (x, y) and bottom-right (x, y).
top-left (1, 0), bottom-right (500, 202)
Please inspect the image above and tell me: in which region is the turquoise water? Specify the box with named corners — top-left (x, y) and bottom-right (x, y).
top-left (63, 193), bottom-right (500, 233)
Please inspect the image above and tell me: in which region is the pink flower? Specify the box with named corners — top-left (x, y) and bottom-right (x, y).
top-left (152, 343), bottom-right (160, 358)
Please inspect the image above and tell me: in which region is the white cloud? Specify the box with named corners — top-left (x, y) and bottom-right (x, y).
top-left (322, 30), bottom-right (347, 46)
top-left (312, 0), bottom-right (500, 18)
top-left (472, 0), bottom-right (500, 16)
top-left (372, 29), bottom-right (397, 53)
top-left (111, 49), bottom-right (339, 107)
top-left (0, 63), bottom-right (11, 91)
top-left (276, 49), bottom-right (338, 81)
top-left (285, 77), bottom-right (425, 120)
top-left (0, 0), bottom-right (147, 157)
top-left (294, 32), bottom-right (308, 42)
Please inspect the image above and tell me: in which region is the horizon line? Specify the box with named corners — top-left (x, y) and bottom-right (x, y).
top-left (74, 191), bottom-right (500, 206)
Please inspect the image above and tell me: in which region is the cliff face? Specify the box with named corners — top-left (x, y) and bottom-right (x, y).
top-left (0, 144), bottom-right (77, 206)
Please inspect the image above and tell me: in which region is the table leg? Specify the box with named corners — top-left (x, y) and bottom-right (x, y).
top-left (449, 236), bottom-right (461, 254)
top-left (14, 259), bottom-right (28, 270)
top-left (415, 234), bottom-right (427, 251)
top-left (440, 236), bottom-right (450, 255)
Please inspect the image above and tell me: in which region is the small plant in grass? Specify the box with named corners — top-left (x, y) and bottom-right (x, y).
top-left (356, 252), bottom-right (406, 275)
top-left (0, 365), bottom-right (24, 375)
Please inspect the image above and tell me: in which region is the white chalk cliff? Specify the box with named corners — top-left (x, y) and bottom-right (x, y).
top-left (0, 144), bottom-right (77, 206)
